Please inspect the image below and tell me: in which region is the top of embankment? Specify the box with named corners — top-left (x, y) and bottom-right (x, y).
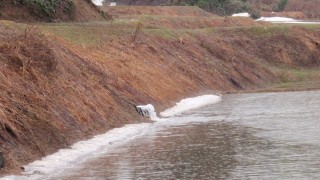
top-left (100, 5), bottom-right (263, 29)
top-left (101, 5), bottom-right (215, 17)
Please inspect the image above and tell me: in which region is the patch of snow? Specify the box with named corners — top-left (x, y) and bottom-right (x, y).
top-left (255, 16), bottom-right (320, 24)
top-left (256, 16), bottom-right (298, 22)
top-left (91, 0), bottom-right (104, 6)
top-left (110, 2), bottom-right (116, 6)
top-left (232, 12), bottom-right (250, 17)
top-left (275, 21), bottom-right (320, 24)
top-left (160, 94), bottom-right (222, 118)
top-left (1, 123), bottom-right (151, 180)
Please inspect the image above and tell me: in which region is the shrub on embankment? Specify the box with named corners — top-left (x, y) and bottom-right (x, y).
top-left (108, 0), bottom-right (288, 16)
top-left (0, 26), bottom-right (57, 76)
top-left (0, 0), bottom-right (111, 22)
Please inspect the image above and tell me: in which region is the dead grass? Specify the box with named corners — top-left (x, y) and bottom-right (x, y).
top-left (0, 25), bottom-right (57, 77)
top-left (40, 22), bottom-right (135, 47)
top-left (0, 25), bottom-right (58, 148)
top-left (0, 0), bottom-right (108, 22)
top-left (1, 6), bottom-right (320, 175)
top-left (117, 15), bottom-right (262, 29)
top-left (101, 6), bottom-right (215, 18)
top-left (270, 66), bottom-right (320, 83)
top-left (285, 0), bottom-right (320, 19)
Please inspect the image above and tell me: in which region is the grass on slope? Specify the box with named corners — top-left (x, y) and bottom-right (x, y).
top-left (36, 19), bottom-right (320, 92)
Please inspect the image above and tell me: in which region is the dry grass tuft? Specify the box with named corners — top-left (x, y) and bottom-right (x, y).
top-left (0, 26), bottom-right (57, 78)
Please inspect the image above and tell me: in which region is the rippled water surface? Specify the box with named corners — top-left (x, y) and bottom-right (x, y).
top-left (55, 91), bottom-right (320, 179)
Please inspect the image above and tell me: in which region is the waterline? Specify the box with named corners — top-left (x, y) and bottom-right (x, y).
top-left (1, 94), bottom-right (222, 179)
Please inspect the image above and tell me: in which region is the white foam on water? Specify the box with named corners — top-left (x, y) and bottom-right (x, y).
top-left (1, 123), bottom-right (151, 180)
top-left (91, 0), bottom-right (104, 6)
top-left (232, 12), bottom-right (250, 17)
top-left (136, 104), bottom-right (160, 121)
top-left (1, 94), bottom-right (223, 179)
top-left (110, 2), bottom-right (116, 6)
top-left (160, 94), bottom-right (222, 118)
top-left (255, 17), bottom-right (320, 24)
top-left (273, 21), bottom-right (320, 24)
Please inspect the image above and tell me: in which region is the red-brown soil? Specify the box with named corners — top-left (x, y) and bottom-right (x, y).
top-left (102, 6), bottom-right (214, 17)
top-left (72, 0), bottom-right (112, 21)
top-left (0, 5), bottom-right (320, 176)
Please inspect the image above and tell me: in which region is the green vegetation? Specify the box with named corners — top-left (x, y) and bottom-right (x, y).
top-left (41, 24), bottom-right (105, 46)
top-left (144, 28), bottom-right (177, 39)
top-left (178, 0), bottom-right (250, 15)
top-left (298, 24), bottom-right (320, 30)
top-left (174, 0), bottom-right (289, 17)
top-left (277, 0), bottom-right (288, 11)
top-left (30, 0), bottom-right (60, 18)
top-left (250, 11), bottom-right (261, 19)
top-left (246, 25), bottom-right (291, 37)
top-left (8, 0), bottom-right (75, 21)
top-left (274, 68), bottom-right (320, 83)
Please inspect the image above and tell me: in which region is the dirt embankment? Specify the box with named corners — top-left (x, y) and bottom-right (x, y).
top-left (0, 6), bottom-right (320, 176)
top-left (0, 0), bottom-right (110, 22)
top-left (285, 0), bottom-right (320, 19)
top-left (0, 23), bottom-right (145, 174)
top-left (102, 6), bottom-right (215, 17)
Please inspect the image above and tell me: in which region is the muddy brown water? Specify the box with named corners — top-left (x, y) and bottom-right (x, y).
top-left (49, 91), bottom-right (320, 179)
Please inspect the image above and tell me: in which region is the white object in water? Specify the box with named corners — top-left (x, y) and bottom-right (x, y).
top-left (232, 12), bottom-right (250, 17)
top-left (136, 104), bottom-right (160, 121)
top-left (91, 0), bottom-right (104, 6)
top-left (110, 2), bottom-right (116, 6)
top-left (160, 94), bottom-right (222, 118)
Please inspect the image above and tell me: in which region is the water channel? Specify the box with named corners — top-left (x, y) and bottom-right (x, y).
top-left (47, 90), bottom-right (320, 179)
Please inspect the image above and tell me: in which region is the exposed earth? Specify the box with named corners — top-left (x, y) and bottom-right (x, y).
top-left (0, 1), bottom-right (320, 176)
top-left (0, 0), bottom-right (111, 22)
top-left (103, 0), bottom-right (320, 19)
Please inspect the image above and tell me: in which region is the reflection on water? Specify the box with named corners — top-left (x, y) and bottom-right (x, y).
top-left (55, 91), bottom-right (320, 180)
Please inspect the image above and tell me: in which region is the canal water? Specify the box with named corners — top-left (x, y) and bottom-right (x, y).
top-left (4, 91), bottom-right (320, 180)
top-left (49, 90), bottom-right (320, 180)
